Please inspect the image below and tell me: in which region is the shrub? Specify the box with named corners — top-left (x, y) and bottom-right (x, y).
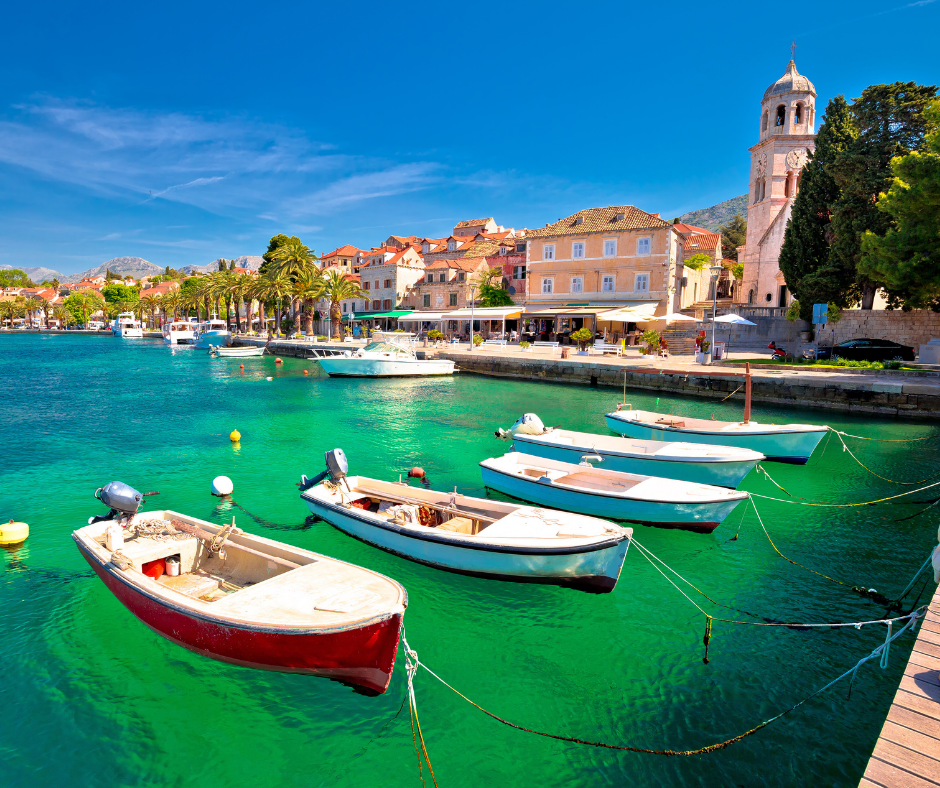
top-left (520, 340), bottom-right (531, 349)
top-left (473, 334), bottom-right (483, 346)
top-left (570, 327), bottom-right (594, 349)
top-left (428, 329), bottom-right (443, 340)
top-left (640, 329), bottom-right (660, 354)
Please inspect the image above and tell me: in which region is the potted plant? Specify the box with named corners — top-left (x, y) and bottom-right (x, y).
top-left (428, 329), bottom-right (443, 346)
top-left (519, 340), bottom-right (531, 352)
top-left (472, 333), bottom-right (484, 348)
top-left (700, 338), bottom-right (712, 364)
top-left (570, 327), bottom-right (594, 355)
top-left (640, 329), bottom-right (660, 357)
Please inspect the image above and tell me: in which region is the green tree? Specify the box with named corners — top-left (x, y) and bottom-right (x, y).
top-left (105, 268), bottom-right (119, 281)
top-left (0, 269), bottom-right (31, 287)
top-left (260, 234), bottom-right (292, 275)
top-left (683, 253), bottom-right (712, 272)
top-left (717, 214), bottom-right (747, 261)
top-left (779, 95), bottom-right (858, 320)
top-left (64, 291), bottom-right (105, 327)
top-left (102, 281), bottom-right (139, 305)
top-left (472, 266), bottom-right (514, 307)
top-left (269, 237), bottom-right (319, 332)
top-left (829, 81), bottom-right (937, 309)
top-left (320, 270), bottom-right (365, 340)
top-left (860, 100), bottom-right (940, 309)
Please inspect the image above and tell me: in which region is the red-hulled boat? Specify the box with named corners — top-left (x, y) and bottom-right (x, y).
top-left (74, 504), bottom-right (406, 695)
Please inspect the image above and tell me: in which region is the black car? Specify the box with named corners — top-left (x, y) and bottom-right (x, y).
top-left (809, 338), bottom-right (915, 362)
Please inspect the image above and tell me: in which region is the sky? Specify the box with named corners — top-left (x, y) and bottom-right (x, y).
top-left (1, 0), bottom-right (938, 277)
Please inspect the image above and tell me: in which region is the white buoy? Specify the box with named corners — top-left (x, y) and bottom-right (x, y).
top-left (266, 376), bottom-right (273, 381)
top-left (211, 476), bottom-right (234, 496)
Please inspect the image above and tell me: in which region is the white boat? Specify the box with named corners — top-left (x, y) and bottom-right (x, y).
top-left (300, 450), bottom-right (632, 592)
top-left (496, 414), bottom-right (763, 488)
top-left (315, 333), bottom-right (455, 377)
top-left (606, 408), bottom-right (828, 464)
top-left (163, 319), bottom-right (198, 345)
top-left (480, 452), bottom-right (748, 533)
top-left (111, 312), bottom-right (143, 338)
top-left (194, 318), bottom-right (232, 349)
top-left (212, 345), bottom-right (266, 358)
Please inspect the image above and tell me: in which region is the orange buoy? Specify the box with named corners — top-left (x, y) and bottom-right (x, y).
top-left (142, 558), bottom-right (166, 580)
top-left (275, 357), bottom-right (283, 364)
top-left (408, 467), bottom-right (425, 478)
top-left (303, 369), bottom-right (309, 375)
top-left (240, 364), bottom-right (245, 370)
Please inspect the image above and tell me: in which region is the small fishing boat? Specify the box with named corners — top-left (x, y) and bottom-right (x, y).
top-left (73, 481), bottom-right (407, 695)
top-left (496, 414), bottom-right (763, 488)
top-left (111, 311), bottom-right (143, 338)
top-left (300, 450), bottom-right (632, 592)
top-left (194, 317), bottom-right (232, 349)
top-left (163, 319), bottom-right (197, 345)
top-left (605, 409), bottom-right (828, 464)
top-left (211, 345), bottom-right (266, 357)
top-left (315, 332), bottom-right (455, 377)
top-left (480, 453), bottom-right (748, 533)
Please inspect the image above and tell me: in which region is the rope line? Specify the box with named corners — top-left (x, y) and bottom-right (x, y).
top-left (832, 428), bottom-right (940, 443)
top-left (830, 430), bottom-right (940, 485)
top-left (404, 632), bottom-right (438, 788)
top-left (401, 611), bottom-right (922, 757)
top-left (750, 477), bottom-right (940, 508)
top-left (720, 384), bottom-right (744, 402)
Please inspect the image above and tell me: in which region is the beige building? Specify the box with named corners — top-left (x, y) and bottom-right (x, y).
top-left (402, 257), bottom-right (490, 312)
top-left (320, 244), bottom-right (363, 273)
top-left (738, 59), bottom-right (816, 309)
top-left (359, 246), bottom-right (425, 312)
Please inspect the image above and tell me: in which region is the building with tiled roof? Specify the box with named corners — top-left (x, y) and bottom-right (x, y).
top-left (403, 257), bottom-right (493, 313)
top-left (453, 218), bottom-right (498, 236)
top-left (356, 245), bottom-right (425, 314)
top-left (671, 222), bottom-right (711, 236)
top-left (320, 245), bottom-right (364, 274)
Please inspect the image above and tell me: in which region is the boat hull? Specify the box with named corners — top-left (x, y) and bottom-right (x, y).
top-left (303, 496), bottom-right (628, 592)
top-left (113, 328), bottom-right (144, 338)
top-left (215, 346), bottom-right (265, 357)
top-left (480, 465), bottom-right (741, 533)
top-left (605, 413), bottom-right (826, 463)
top-left (317, 357), bottom-right (455, 377)
top-left (196, 330), bottom-right (232, 349)
top-left (510, 435), bottom-right (757, 488)
top-left (75, 538), bottom-right (402, 694)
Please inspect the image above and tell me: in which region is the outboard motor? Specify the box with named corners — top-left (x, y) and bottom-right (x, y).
top-left (88, 481), bottom-right (152, 525)
top-left (495, 413), bottom-right (549, 440)
top-left (300, 449), bottom-right (349, 491)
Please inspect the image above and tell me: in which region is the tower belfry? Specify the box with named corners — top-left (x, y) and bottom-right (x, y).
top-left (736, 59), bottom-right (817, 309)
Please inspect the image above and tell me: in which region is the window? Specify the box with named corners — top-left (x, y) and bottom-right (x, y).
top-left (765, 292), bottom-right (772, 303)
top-left (794, 103), bottom-right (803, 124)
top-left (457, 272), bottom-right (465, 282)
top-left (384, 279), bottom-right (391, 288)
top-left (784, 174), bottom-right (791, 198)
top-left (515, 241), bottom-right (526, 253)
top-left (363, 280), bottom-right (371, 290)
top-left (439, 273), bottom-right (446, 283)
top-left (513, 265), bottom-right (526, 280)
top-left (372, 299), bottom-right (381, 310)
top-left (426, 274), bottom-right (433, 283)
top-left (499, 246), bottom-right (508, 256)
top-left (383, 299), bottom-right (391, 310)
top-left (449, 293), bottom-right (457, 306)
top-left (447, 240), bottom-right (457, 251)
top-left (541, 277), bottom-right (553, 294)
top-left (761, 111), bottom-right (768, 132)
top-left (543, 244), bottom-right (555, 261)
top-left (748, 289), bottom-right (754, 305)
top-left (571, 276), bottom-right (583, 293)
top-left (374, 280), bottom-right (380, 290)
top-left (637, 237), bottom-right (651, 256)
top-left (634, 273), bottom-right (649, 292)
top-left (422, 294), bottom-right (431, 308)
top-left (775, 105), bottom-right (786, 126)
top-left (603, 239), bottom-right (617, 257)
top-left (572, 242), bottom-right (585, 259)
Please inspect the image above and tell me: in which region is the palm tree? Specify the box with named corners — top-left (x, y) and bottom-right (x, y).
top-left (208, 270), bottom-right (237, 329)
top-left (258, 270), bottom-right (293, 336)
top-left (1, 298), bottom-right (25, 329)
top-left (231, 272), bottom-right (255, 333)
top-left (269, 238), bottom-right (319, 335)
top-left (161, 291), bottom-right (181, 322)
top-left (320, 270), bottom-right (365, 340)
top-left (292, 269), bottom-right (325, 336)
top-left (247, 276), bottom-right (269, 335)
top-left (140, 295), bottom-right (160, 328)
top-left (53, 304), bottom-right (69, 329)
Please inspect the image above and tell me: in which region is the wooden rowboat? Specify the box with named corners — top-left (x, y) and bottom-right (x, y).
top-left (211, 345), bottom-right (266, 357)
top-left (73, 509), bottom-right (407, 694)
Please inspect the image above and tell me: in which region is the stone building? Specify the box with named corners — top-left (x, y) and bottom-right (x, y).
top-left (358, 245), bottom-right (425, 312)
top-left (737, 59), bottom-right (817, 309)
top-left (402, 257), bottom-right (490, 312)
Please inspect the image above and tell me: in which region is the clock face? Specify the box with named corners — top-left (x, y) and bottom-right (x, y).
top-left (755, 153), bottom-right (767, 177)
top-left (786, 148), bottom-right (808, 169)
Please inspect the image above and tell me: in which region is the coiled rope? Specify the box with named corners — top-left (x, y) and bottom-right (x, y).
top-left (400, 611), bottom-right (922, 757)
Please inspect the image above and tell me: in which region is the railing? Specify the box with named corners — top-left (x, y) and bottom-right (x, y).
top-left (731, 306), bottom-right (787, 318)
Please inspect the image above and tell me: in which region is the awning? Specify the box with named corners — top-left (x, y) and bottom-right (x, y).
top-left (596, 302), bottom-right (660, 323)
top-left (350, 310), bottom-right (412, 320)
top-left (397, 311), bottom-right (449, 322)
top-left (440, 307), bottom-right (522, 319)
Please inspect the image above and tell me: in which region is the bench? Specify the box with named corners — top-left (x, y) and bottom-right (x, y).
top-left (484, 339), bottom-right (508, 350)
top-left (592, 340), bottom-right (623, 357)
top-left (532, 341), bottom-right (560, 355)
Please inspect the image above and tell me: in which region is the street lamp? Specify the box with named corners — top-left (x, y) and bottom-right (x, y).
top-left (468, 285), bottom-right (477, 352)
top-left (709, 265), bottom-right (723, 362)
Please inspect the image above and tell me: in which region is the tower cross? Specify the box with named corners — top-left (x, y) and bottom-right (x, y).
top-left (790, 40), bottom-right (797, 59)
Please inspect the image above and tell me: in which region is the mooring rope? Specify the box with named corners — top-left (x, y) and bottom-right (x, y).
top-left (751, 477), bottom-right (940, 508)
top-left (829, 429), bottom-right (940, 485)
top-left (400, 611), bottom-right (922, 757)
top-left (831, 427), bottom-right (940, 443)
top-left (404, 633), bottom-right (438, 788)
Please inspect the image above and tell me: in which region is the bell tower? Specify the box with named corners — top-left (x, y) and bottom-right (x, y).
top-left (737, 58), bottom-right (817, 309)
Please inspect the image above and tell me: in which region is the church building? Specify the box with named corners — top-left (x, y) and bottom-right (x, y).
top-left (737, 59), bottom-right (816, 309)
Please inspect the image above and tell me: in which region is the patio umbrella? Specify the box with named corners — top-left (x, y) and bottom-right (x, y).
top-left (710, 313), bottom-right (756, 358)
top-left (657, 313), bottom-right (701, 322)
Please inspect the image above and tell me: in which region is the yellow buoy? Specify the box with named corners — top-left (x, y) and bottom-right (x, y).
top-left (230, 429), bottom-right (241, 442)
top-left (0, 520), bottom-right (29, 546)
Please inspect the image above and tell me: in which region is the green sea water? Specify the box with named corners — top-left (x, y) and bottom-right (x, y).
top-left (1, 333), bottom-right (938, 787)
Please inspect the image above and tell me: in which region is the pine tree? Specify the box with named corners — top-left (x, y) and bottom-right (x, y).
top-left (717, 214), bottom-right (746, 261)
top-left (829, 82), bottom-right (937, 308)
top-left (779, 96), bottom-right (857, 320)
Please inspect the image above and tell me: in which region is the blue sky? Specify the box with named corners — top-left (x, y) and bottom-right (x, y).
top-left (1, 0), bottom-right (938, 276)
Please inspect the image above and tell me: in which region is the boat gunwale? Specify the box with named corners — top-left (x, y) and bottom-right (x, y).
top-left (606, 410), bottom-right (828, 437)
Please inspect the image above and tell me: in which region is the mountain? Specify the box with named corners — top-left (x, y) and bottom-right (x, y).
top-left (181, 256), bottom-right (264, 275)
top-left (63, 257), bottom-right (163, 283)
top-left (0, 264), bottom-right (66, 283)
top-left (678, 195), bottom-right (748, 232)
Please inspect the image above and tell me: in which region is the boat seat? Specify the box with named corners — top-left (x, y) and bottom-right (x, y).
top-left (158, 572), bottom-right (221, 600)
top-left (437, 516), bottom-right (474, 535)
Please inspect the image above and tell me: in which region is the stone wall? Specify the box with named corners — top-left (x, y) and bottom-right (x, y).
top-left (820, 310), bottom-right (940, 354)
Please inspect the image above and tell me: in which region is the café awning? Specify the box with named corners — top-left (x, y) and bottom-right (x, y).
top-left (440, 306), bottom-right (522, 319)
top-left (397, 311), bottom-right (449, 322)
top-left (596, 301), bottom-right (660, 322)
top-left (350, 310), bottom-right (412, 320)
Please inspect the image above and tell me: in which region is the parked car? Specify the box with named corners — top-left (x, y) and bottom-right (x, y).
top-left (804, 338), bottom-right (915, 362)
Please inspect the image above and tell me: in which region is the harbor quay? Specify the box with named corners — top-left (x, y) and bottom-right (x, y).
top-left (234, 336), bottom-right (940, 419)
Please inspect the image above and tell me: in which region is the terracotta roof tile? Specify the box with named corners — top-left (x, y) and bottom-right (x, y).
top-left (323, 244), bottom-right (362, 258)
top-left (454, 218), bottom-right (494, 228)
top-left (527, 206), bottom-right (669, 238)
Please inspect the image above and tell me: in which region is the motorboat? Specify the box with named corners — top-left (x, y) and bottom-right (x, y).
top-left (496, 414), bottom-right (763, 488)
top-left (606, 408), bottom-right (828, 464)
top-left (300, 450), bottom-right (632, 592)
top-left (211, 345), bottom-right (266, 357)
top-left (315, 332), bottom-right (455, 377)
top-left (480, 452), bottom-right (748, 533)
top-left (74, 481), bottom-right (407, 695)
top-left (163, 319), bottom-right (197, 345)
top-left (111, 312), bottom-right (143, 338)
top-left (194, 317), bottom-right (232, 349)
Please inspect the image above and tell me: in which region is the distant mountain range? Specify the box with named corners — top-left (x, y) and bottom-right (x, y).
top-left (181, 256), bottom-right (264, 275)
top-left (678, 195), bottom-right (747, 232)
top-left (60, 257), bottom-right (163, 283)
top-left (0, 264), bottom-right (66, 283)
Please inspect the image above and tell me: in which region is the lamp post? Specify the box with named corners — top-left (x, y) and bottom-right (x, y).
top-left (709, 265), bottom-right (723, 363)
top-left (468, 285), bottom-right (477, 351)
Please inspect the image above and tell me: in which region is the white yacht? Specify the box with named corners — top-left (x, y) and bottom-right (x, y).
top-left (194, 318), bottom-right (232, 349)
top-left (315, 332), bottom-right (455, 377)
top-left (163, 319), bottom-right (197, 345)
top-left (111, 312), bottom-right (143, 338)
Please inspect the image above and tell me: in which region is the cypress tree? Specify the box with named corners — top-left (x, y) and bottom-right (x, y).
top-left (779, 96), bottom-right (857, 320)
top-left (718, 214), bottom-right (746, 261)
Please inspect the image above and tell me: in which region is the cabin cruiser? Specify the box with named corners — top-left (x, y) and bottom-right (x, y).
top-left (315, 332), bottom-right (455, 377)
top-left (111, 312), bottom-right (143, 338)
top-left (194, 318), bottom-right (232, 349)
top-left (163, 319), bottom-right (197, 345)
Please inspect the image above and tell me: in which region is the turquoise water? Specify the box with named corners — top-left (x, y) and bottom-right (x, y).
top-left (1, 332), bottom-right (938, 787)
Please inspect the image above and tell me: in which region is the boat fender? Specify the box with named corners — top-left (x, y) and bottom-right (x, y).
top-left (509, 413), bottom-right (546, 437)
top-left (275, 357), bottom-right (283, 364)
top-left (408, 467), bottom-right (425, 478)
top-left (0, 519), bottom-right (29, 546)
top-left (211, 476), bottom-right (234, 496)
top-left (343, 351), bottom-right (352, 357)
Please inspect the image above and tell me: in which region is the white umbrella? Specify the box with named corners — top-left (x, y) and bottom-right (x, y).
top-left (655, 312), bottom-right (701, 322)
top-left (712, 313), bottom-right (756, 326)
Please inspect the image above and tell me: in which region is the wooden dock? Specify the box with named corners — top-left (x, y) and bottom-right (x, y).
top-left (859, 584), bottom-right (940, 787)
